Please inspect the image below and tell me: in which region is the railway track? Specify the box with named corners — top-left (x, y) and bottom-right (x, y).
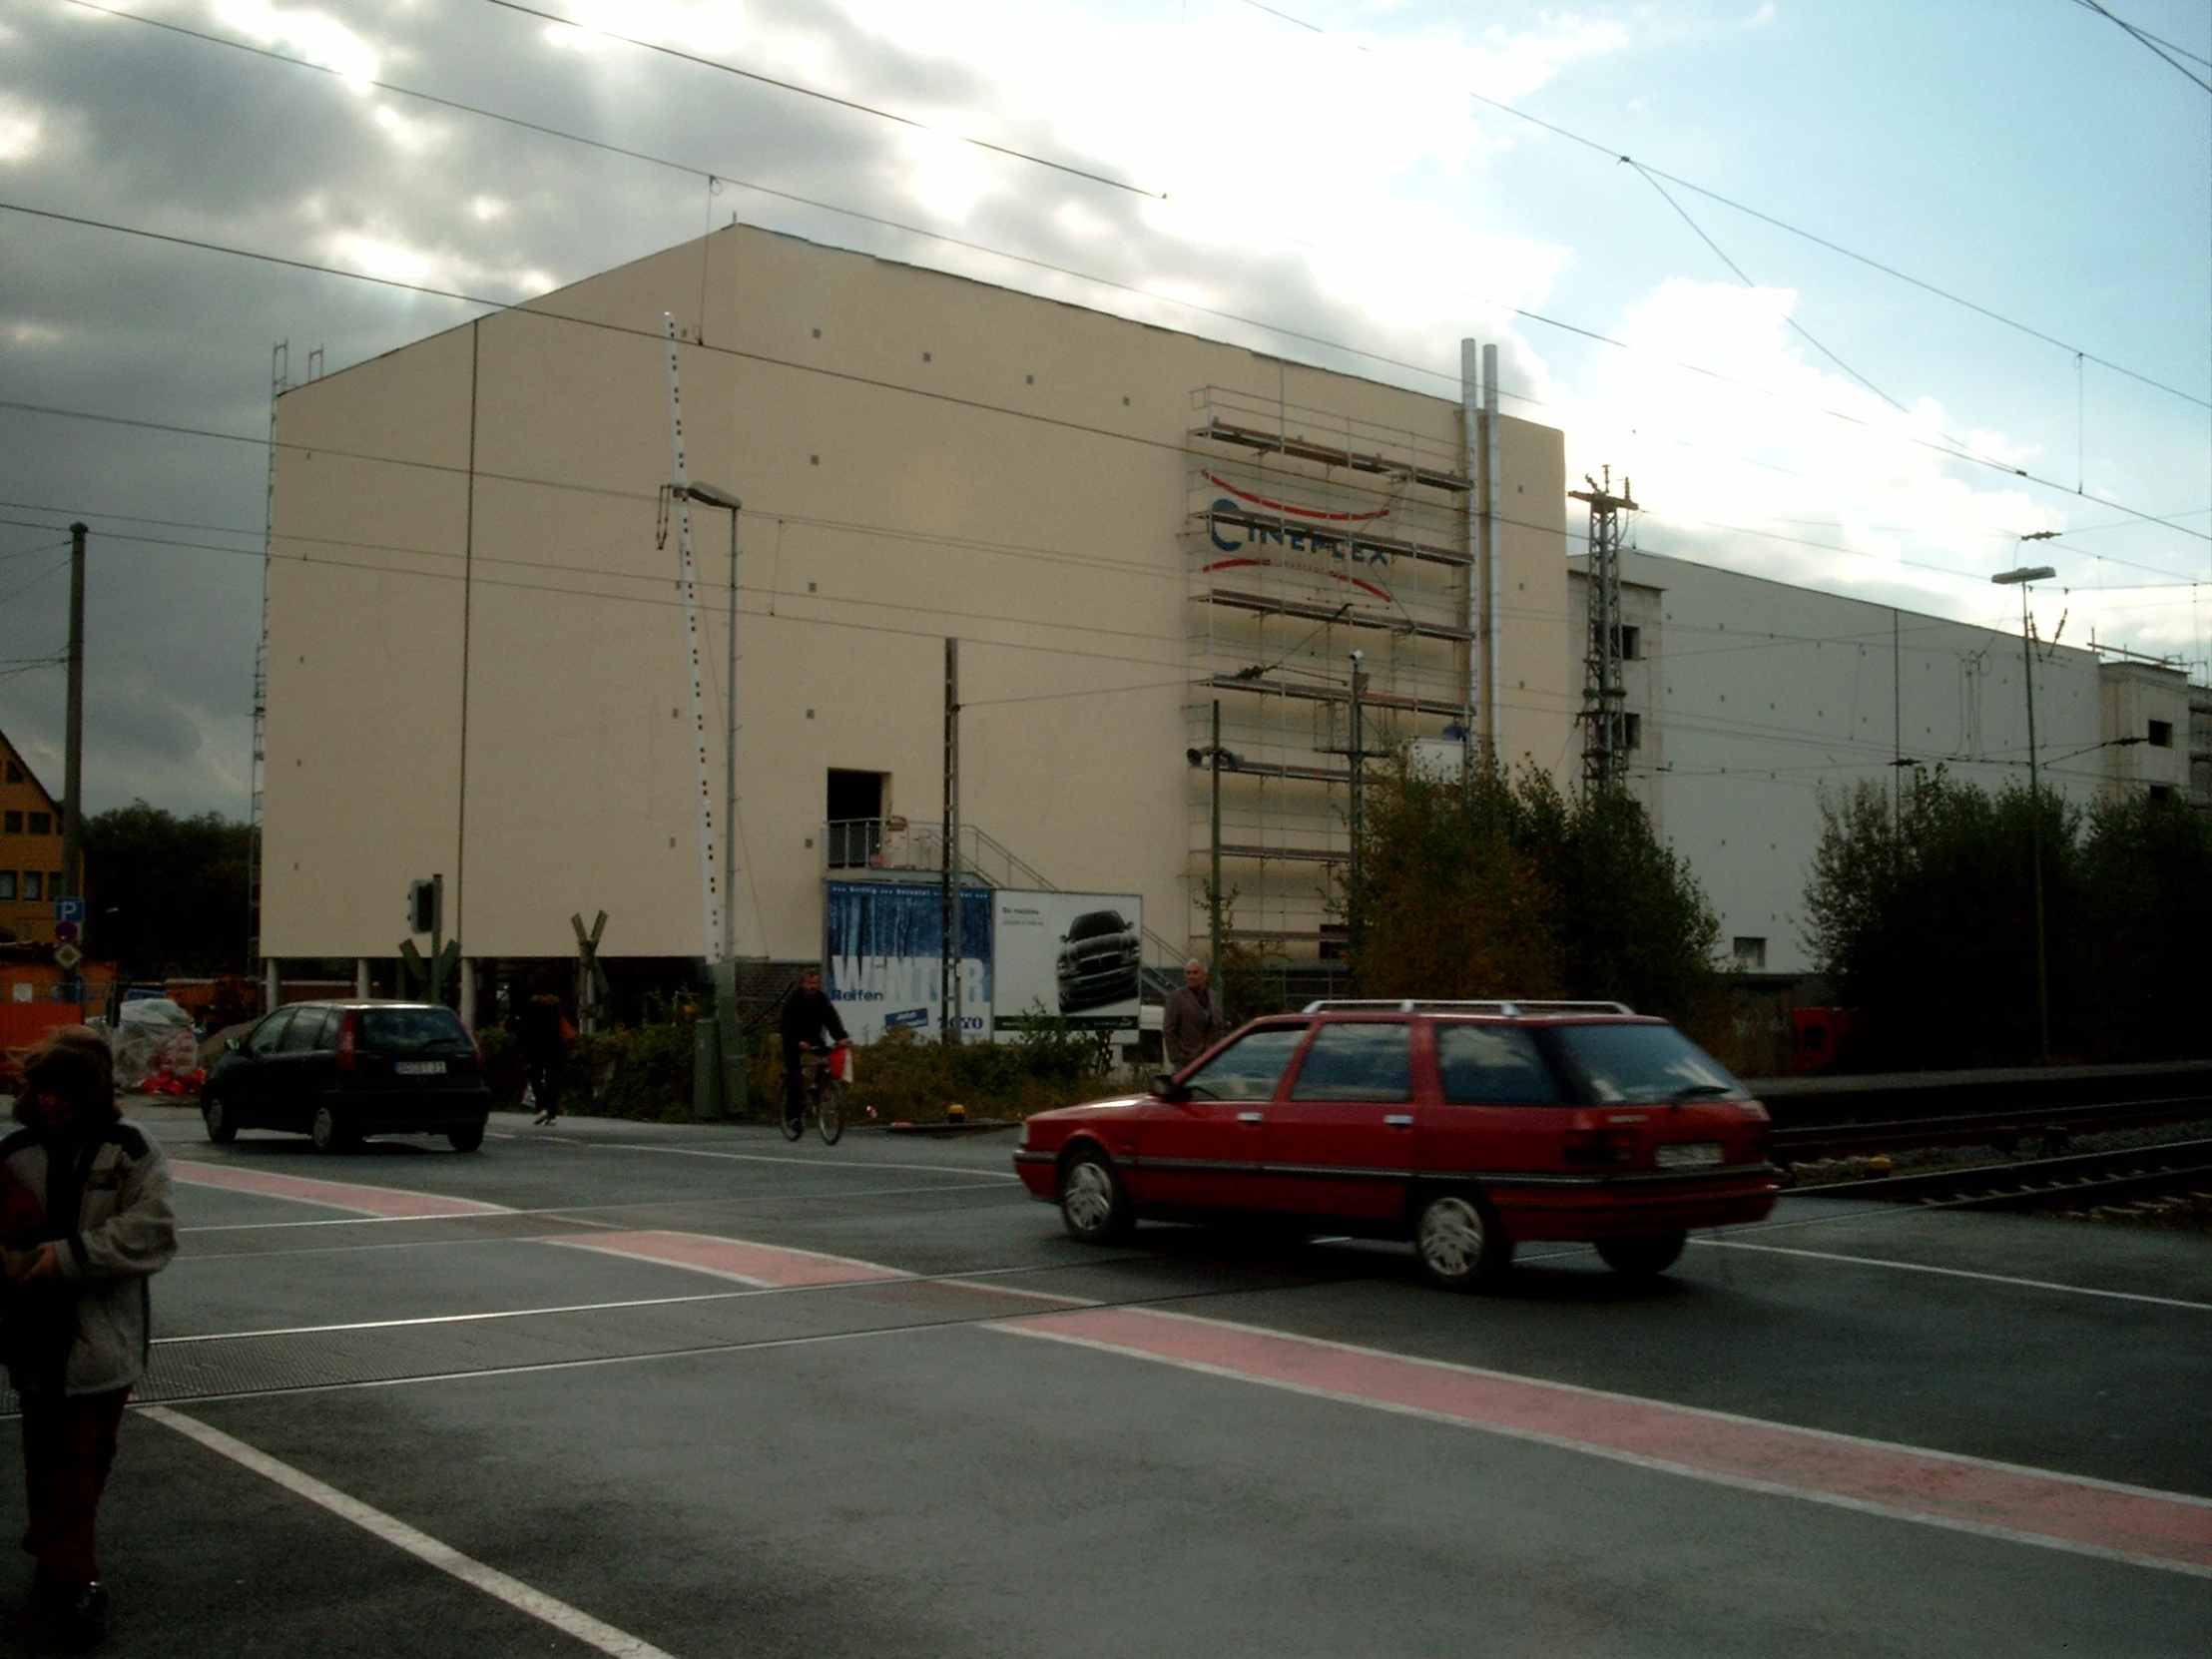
top-left (1790, 1138), bottom-right (2212, 1212)
top-left (1767, 1092), bottom-right (2212, 1162)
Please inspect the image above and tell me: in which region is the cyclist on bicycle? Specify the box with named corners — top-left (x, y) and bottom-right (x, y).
top-left (778, 969), bottom-right (849, 1136)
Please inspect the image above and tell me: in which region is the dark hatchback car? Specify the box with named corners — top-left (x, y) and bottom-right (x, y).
top-left (1056, 909), bottom-right (1142, 1012)
top-left (202, 1001), bottom-right (492, 1153)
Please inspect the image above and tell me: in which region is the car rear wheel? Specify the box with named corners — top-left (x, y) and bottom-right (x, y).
top-left (1595, 1231), bottom-right (1687, 1280)
top-left (1058, 1149), bottom-right (1134, 1245)
top-left (310, 1105), bottom-right (353, 1154)
top-left (1412, 1190), bottom-right (1511, 1291)
top-left (447, 1121), bottom-right (486, 1153)
top-left (202, 1095), bottom-right (238, 1145)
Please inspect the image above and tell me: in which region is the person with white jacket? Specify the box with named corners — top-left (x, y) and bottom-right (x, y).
top-left (1, 1026), bottom-right (177, 1646)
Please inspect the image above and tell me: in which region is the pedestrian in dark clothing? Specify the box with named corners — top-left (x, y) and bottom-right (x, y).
top-left (514, 970), bottom-right (571, 1126)
top-left (0, 1026), bottom-right (176, 1648)
top-left (1162, 958), bottom-right (1225, 1071)
top-left (779, 969), bottom-right (848, 1133)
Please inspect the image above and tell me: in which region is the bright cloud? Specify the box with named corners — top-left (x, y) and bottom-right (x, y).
top-left (0, 94), bottom-right (45, 164)
top-left (212, 0), bottom-right (381, 86)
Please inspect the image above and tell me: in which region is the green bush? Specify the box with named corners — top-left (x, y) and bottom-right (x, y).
top-left (741, 1018), bottom-right (1111, 1124)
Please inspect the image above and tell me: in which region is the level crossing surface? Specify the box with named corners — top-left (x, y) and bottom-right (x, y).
top-left (3, 1107), bottom-right (2203, 1658)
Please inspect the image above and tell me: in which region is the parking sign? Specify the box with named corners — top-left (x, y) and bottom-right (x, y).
top-left (52, 897), bottom-right (84, 925)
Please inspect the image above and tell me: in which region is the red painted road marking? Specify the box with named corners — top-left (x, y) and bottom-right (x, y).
top-left (1004, 1306), bottom-right (2212, 1578)
top-left (544, 1230), bottom-right (907, 1289)
top-left (170, 1160), bottom-right (509, 1220)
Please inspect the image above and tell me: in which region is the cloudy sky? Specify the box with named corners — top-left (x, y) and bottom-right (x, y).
top-left (2, 0), bottom-right (2207, 817)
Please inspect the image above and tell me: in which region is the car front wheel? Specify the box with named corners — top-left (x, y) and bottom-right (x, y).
top-left (202, 1095), bottom-right (238, 1145)
top-left (1412, 1190), bottom-right (1511, 1291)
top-left (1058, 1148), bottom-right (1134, 1245)
top-left (447, 1121), bottom-right (486, 1153)
top-left (310, 1105), bottom-right (352, 1154)
top-left (1595, 1231), bottom-right (1687, 1280)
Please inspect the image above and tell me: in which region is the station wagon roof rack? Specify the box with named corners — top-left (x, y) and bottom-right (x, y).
top-left (1300, 998), bottom-right (1636, 1016)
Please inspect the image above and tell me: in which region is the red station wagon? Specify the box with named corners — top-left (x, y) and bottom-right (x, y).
top-left (1014, 1000), bottom-right (1778, 1288)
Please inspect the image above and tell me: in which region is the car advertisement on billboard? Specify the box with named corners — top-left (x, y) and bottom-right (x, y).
top-left (823, 881), bottom-right (992, 1045)
top-left (991, 890), bottom-right (1144, 1037)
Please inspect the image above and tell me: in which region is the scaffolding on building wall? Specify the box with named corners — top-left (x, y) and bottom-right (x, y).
top-left (1182, 384), bottom-right (1478, 960)
top-left (1572, 466), bottom-right (1636, 790)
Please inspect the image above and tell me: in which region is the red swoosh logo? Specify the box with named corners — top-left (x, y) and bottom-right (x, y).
top-left (1206, 473), bottom-right (1390, 523)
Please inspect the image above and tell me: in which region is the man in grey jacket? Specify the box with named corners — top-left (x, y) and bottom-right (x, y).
top-left (1162, 958), bottom-right (1226, 1071)
top-left (2, 1027), bottom-right (176, 1645)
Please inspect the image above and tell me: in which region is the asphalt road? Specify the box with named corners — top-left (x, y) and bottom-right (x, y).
top-left (2, 1106), bottom-right (2204, 1657)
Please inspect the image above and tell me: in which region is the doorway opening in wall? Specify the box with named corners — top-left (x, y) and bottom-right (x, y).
top-left (826, 771), bottom-right (888, 868)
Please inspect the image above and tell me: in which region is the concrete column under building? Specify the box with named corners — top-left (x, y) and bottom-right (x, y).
top-left (355, 958), bottom-right (370, 998)
top-left (264, 959), bottom-right (279, 1011)
top-left (458, 958), bottom-right (477, 1029)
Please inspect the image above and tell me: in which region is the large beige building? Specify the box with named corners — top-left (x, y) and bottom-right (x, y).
top-left (262, 225), bottom-right (1574, 982)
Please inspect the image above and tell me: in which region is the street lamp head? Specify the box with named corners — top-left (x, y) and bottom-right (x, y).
top-left (2019, 530), bottom-right (2059, 542)
top-left (1186, 748), bottom-right (1205, 768)
top-left (1991, 565), bottom-right (2056, 586)
top-left (683, 481), bottom-right (744, 512)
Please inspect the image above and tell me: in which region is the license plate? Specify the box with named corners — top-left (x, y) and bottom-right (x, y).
top-left (1655, 1141), bottom-right (1722, 1169)
top-left (393, 1060), bottom-right (446, 1076)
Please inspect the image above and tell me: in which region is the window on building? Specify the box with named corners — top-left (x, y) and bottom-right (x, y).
top-left (48, 871), bottom-right (60, 895)
top-left (3, 761), bottom-right (19, 783)
top-left (22, 871), bottom-right (40, 901)
top-left (1613, 625), bottom-right (1641, 661)
top-left (0, 872), bottom-right (14, 900)
top-left (2147, 719), bottom-right (2173, 749)
top-left (2, 812), bottom-right (19, 833)
top-left (27, 813), bottom-right (49, 835)
top-left (1732, 936), bottom-right (1767, 971)
top-left (2147, 785), bottom-right (2174, 804)
top-left (1623, 712), bottom-right (1642, 751)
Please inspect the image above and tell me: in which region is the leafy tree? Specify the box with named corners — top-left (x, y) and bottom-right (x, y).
top-left (2074, 791), bottom-right (2212, 1062)
top-left (1349, 760), bottom-right (1723, 1035)
top-left (1805, 771), bottom-right (2084, 1068)
top-left (80, 804), bottom-right (252, 979)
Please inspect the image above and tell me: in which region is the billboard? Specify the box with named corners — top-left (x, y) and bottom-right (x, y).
top-left (823, 881), bottom-right (992, 1045)
top-left (992, 890), bottom-right (1144, 1037)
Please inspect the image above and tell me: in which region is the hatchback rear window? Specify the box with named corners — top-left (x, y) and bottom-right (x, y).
top-left (1289, 1022), bottom-right (1410, 1101)
top-left (1184, 1026), bottom-right (1307, 1101)
top-left (1436, 1024), bottom-right (1563, 1104)
top-left (360, 1007), bottom-right (473, 1049)
top-left (1550, 1023), bottom-right (1745, 1104)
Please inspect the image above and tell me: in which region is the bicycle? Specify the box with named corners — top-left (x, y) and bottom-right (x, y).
top-left (785, 1042), bottom-right (849, 1145)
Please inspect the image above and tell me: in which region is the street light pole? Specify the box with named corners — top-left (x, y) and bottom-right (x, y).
top-left (1994, 539), bottom-right (2058, 1065)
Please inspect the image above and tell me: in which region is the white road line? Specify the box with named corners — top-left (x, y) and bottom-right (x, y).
top-left (157, 1262), bottom-right (1096, 1344)
top-left (555, 1137), bottom-right (1024, 1180)
top-left (176, 1178), bottom-right (1014, 1234)
top-left (143, 1407), bottom-right (682, 1659)
top-left (1693, 1238), bottom-right (2212, 1312)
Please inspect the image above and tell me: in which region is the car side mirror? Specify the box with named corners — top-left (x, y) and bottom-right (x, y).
top-left (1153, 1072), bottom-right (1189, 1104)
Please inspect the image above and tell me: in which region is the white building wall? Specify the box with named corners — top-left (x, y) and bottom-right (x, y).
top-left (1572, 550), bottom-right (2172, 978)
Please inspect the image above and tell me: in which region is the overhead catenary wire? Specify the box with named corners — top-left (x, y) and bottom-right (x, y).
top-left (474, 0), bottom-right (1161, 200)
top-left (34, 0), bottom-right (2211, 555)
top-left (1234, 0), bottom-right (2212, 412)
top-left (5, 197), bottom-right (2209, 579)
top-left (2068, 0), bottom-right (2212, 94)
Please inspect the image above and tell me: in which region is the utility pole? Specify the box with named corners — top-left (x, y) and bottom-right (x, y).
top-left (61, 523), bottom-right (85, 907)
top-left (1210, 701), bottom-right (1224, 971)
top-left (1570, 468), bottom-right (1636, 791)
top-left (1994, 539), bottom-right (2058, 1065)
top-left (940, 637), bottom-right (961, 1045)
top-left (1348, 650), bottom-right (1368, 962)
